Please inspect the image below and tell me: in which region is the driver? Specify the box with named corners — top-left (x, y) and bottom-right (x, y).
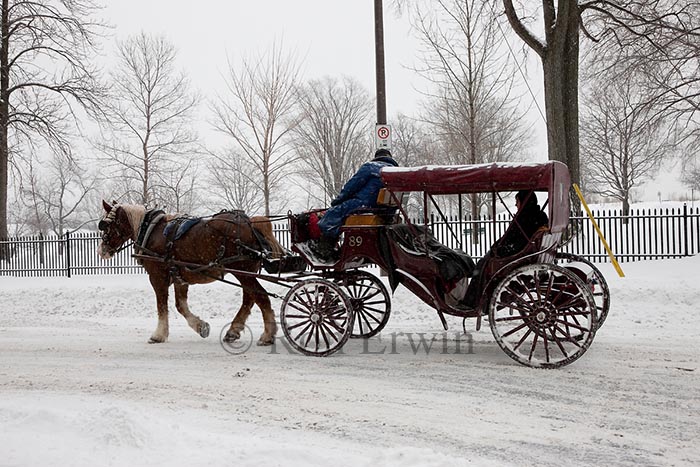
top-left (313, 148), bottom-right (399, 259)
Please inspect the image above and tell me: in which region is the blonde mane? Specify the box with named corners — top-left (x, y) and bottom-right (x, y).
top-left (119, 204), bottom-right (146, 239)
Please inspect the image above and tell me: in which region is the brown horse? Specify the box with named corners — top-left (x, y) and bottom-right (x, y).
top-left (97, 200), bottom-right (283, 345)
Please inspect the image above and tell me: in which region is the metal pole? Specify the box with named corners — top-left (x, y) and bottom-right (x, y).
top-left (375, 0), bottom-right (389, 280)
top-left (374, 0), bottom-right (387, 125)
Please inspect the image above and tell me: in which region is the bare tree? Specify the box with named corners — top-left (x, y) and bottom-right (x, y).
top-left (292, 76), bottom-right (373, 205)
top-left (0, 0), bottom-right (104, 249)
top-left (593, 2), bottom-right (700, 167)
top-left (581, 75), bottom-right (671, 216)
top-left (681, 159), bottom-right (700, 196)
top-left (412, 0), bottom-right (529, 162)
top-left (410, 0), bottom-right (530, 229)
top-left (152, 158), bottom-right (201, 213)
top-left (391, 113), bottom-right (435, 218)
top-left (391, 113), bottom-right (433, 166)
top-left (502, 0), bottom-right (700, 186)
top-left (96, 32), bottom-right (199, 208)
top-left (211, 43), bottom-right (302, 216)
top-left (503, 0), bottom-right (581, 182)
top-left (206, 149), bottom-right (264, 214)
top-left (20, 151), bottom-right (97, 236)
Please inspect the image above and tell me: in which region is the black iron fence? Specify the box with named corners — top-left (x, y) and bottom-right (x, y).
top-left (1, 205), bottom-right (698, 277)
top-left (430, 204), bottom-right (700, 262)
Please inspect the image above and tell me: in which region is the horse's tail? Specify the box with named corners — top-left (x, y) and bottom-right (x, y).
top-left (251, 216), bottom-right (285, 259)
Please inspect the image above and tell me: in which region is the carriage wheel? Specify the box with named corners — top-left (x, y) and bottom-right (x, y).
top-left (333, 271), bottom-right (391, 338)
top-left (488, 263), bottom-right (596, 369)
top-left (556, 252), bottom-right (610, 330)
top-left (280, 279), bottom-right (354, 357)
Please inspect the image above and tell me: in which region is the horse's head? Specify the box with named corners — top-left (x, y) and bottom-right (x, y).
top-left (97, 200), bottom-right (134, 259)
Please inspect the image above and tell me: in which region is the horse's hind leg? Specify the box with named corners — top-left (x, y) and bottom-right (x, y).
top-left (224, 287), bottom-right (255, 343)
top-left (174, 283), bottom-right (210, 339)
top-left (249, 278), bottom-right (277, 346)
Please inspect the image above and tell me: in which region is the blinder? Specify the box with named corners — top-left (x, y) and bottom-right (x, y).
top-left (99, 205), bottom-right (119, 231)
top-left (98, 205), bottom-right (123, 251)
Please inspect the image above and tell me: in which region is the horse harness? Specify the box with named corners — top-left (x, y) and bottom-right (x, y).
top-left (134, 209), bottom-right (166, 262)
top-left (134, 209), bottom-right (272, 283)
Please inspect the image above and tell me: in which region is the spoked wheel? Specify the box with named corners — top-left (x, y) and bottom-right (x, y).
top-left (489, 263), bottom-right (597, 369)
top-left (331, 271), bottom-right (391, 338)
top-left (556, 252), bottom-right (610, 330)
top-left (280, 279), bottom-right (354, 357)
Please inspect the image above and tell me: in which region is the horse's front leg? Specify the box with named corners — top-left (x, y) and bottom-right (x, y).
top-left (174, 283), bottom-right (210, 338)
top-left (148, 275), bottom-right (170, 343)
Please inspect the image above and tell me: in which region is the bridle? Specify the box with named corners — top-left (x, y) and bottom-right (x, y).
top-left (98, 205), bottom-right (133, 256)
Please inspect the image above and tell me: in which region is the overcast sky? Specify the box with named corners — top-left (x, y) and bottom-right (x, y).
top-left (103, 1), bottom-right (423, 118)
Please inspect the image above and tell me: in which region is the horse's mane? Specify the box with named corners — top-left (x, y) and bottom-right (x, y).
top-left (120, 204), bottom-right (146, 239)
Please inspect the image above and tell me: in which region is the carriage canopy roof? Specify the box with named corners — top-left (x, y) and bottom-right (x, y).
top-left (380, 161), bottom-right (572, 233)
top-left (380, 161), bottom-right (570, 194)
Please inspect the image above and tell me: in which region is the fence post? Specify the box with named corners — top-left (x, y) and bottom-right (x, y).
top-left (683, 203), bottom-right (689, 257)
top-left (39, 232), bottom-right (45, 265)
top-left (65, 231), bottom-right (71, 278)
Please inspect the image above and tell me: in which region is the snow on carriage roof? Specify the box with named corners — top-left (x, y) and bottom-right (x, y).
top-left (380, 161), bottom-right (570, 195)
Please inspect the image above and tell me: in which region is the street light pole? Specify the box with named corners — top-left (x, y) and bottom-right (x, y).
top-left (374, 0), bottom-right (387, 125)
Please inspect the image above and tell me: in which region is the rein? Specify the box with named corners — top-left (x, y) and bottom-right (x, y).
top-left (264, 214), bottom-right (290, 222)
top-left (113, 240), bottom-right (134, 255)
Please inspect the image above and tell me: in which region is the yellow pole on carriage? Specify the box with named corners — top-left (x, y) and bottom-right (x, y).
top-left (573, 183), bottom-right (625, 278)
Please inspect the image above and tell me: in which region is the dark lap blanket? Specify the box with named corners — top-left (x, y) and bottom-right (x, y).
top-left (387, 224), bottom-right (475, 290)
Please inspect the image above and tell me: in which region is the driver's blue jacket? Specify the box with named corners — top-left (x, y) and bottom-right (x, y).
top-left (318, 155), bottom-right (398, 238)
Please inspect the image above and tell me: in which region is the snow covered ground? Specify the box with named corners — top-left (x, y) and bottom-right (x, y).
top-left (1, 257), bottom-right (699, 466)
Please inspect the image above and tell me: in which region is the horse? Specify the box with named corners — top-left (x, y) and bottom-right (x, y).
top-left (96, 200), bottom-right (284, 346)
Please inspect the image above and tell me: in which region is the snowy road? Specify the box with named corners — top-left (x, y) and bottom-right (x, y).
top-left (1, 258), bottom-right (699, 466)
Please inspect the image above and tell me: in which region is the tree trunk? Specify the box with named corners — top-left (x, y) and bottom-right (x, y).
top-left (503, 0), bottom-right (581, 186)
top-left (142, 129), bottom-right (150, 205)
top-left (0, 0), bottom-right (10, 249)
top-left (263, 172), bottom-right (270, 217)
top-left (468, 74), bottom-right (479, 245)
top-left (542, 4), bottom-right (581, 185)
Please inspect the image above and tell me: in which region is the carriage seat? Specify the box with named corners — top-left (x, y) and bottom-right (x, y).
top-left (493, 226), bottom-right (550, 258)
top-left (475, 226), bottom-right (561, 278)
top-left (342, 189), bottom-right (400, 227)
top-left (344, 213), bottom-right (388, 227)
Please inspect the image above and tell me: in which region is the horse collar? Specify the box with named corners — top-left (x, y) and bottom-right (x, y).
top-left (135, 209), bottom-right (166, 254)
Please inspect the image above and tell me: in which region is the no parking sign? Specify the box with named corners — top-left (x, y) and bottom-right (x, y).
top-left (375, 124), bottom-right (392, 150)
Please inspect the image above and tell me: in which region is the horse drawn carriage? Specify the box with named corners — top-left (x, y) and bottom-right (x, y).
top-left (279, 161), bottom-right (609, 368)
top-left (97, 161), bottom-right (609, 368)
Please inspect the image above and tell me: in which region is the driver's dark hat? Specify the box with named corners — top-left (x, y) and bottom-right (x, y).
top-left (374, 148), bottom-right (392, 159)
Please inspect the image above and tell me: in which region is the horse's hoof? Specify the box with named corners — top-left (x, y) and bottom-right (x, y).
top-left (223, 331), bottom-right (240, 343)
top-left (199, 322), bottom-right (210, 338)
top-left (148, 337), bottom-right (166, 344)
top-left (257, 337), bottom-right (274, 346)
